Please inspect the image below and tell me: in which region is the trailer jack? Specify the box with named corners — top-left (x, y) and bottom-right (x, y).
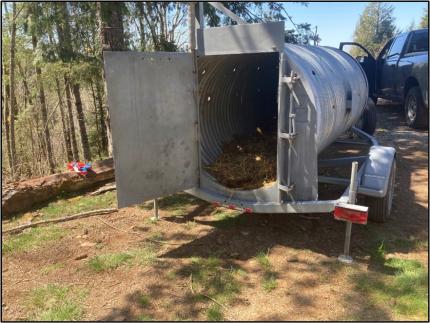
top-left (335, 162), bottom-right (369, 263)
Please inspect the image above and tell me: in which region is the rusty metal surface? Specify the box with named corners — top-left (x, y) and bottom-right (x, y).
top-left (104, 51), bottom-right (199, 208)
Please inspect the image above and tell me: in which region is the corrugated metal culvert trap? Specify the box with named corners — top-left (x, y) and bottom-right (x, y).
top-left (104, 19), bottom-right (374, 213)
top-left (198, 52), bottom-right (279, 166)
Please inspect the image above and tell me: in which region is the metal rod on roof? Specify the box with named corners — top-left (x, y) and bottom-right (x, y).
top-left (208, 2), bottom-right (246, 25)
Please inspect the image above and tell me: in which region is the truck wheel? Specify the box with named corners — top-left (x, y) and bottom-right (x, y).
top-left (405, 86), bottom-right (428, 129)
top-left (357, 97), bottom-right (377, 135)
top-left (366, 157), bottom-right (396, 223)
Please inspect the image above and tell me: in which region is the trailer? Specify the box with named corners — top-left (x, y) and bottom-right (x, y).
top-left (103, 3), bottom-right (396, 249)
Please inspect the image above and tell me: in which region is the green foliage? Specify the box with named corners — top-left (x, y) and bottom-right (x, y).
top-left (255, 250), bottom-right (278, 292)
top-left (206, 304), bottom-right (223, 321)
top-left (262, 273), bottom-right (278, 292)
top-left (26, 284), bottom-right (87, 321)
top-left (138, 294), bottom-right (151, 308)
top-left (256, 250), bottom-right (272, 270)
top-left (354, 245), bottom-right (428, 320)
top-left (2, 226), bottom-right (65, 254)
top-left (136, 314), bottom-right (154, 321)
top-left (2, 1), bottom-right (318, 181)
top-left (88, 243), bottom-right (158, 272)
top-left (351, 2), bottom-right (397, 57)
top-left (36, 191), bottom-right (117, 221)
top-left (419, 7), bottom-right (428, 28)
top-left (131, 244), bottom-right (158, 266)
top-left (212, 209), bottom-right (242, 228)
top-left (88, 252), bottom-right (133, 272)
top-left (187, 257), bottom-right (241, 304)
top-left (40, 262), bottom-right (65, 275)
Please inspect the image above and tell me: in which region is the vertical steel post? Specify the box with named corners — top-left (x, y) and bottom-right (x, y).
top-left (197, 2), bottom-right (204, 29)
top-left (338, 161), bottom-right (358, 264)
top-left (152, 198), bottom-right (159, 221)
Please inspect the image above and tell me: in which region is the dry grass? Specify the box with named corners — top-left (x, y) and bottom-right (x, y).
top-left (205, 132), bottom-right (277, 190)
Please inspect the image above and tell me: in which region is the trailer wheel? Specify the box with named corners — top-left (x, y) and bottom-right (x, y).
top-left (366, 157), bottom-right (396, 223)
top-left (405, 86), bottom-right (428, 129)
top-left (359, 97), bottom-right (377, 135)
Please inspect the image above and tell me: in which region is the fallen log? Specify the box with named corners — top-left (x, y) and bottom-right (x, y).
top-left (2, 208), bottom-right (118, 235)
top-left (2, 158), bottom-right (115, 217)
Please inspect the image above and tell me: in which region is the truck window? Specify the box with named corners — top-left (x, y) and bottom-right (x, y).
top-left (378, 40), bottom-right (393, 60)
top-left (386, 34), bottom-right (407, 58)
top-left (407, 30), bottom-right (429, 53)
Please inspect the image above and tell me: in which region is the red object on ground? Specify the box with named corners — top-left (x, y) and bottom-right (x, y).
top-left (67, 161), bottom-right (92, 175)
top-left (333, 202), bottom-right (368, 224)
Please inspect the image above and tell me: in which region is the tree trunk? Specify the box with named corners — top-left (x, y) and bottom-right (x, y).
top-left (3, 71), bottom-right (13, 175)
top-left (32, 34), bottom-right (55, 174)
top-left (17, 61), bottom-right (32, 106)
top-left (55, 77), bottom-right (73, 161)
top-left (95, 79), bottom-right (108, 155)
top-left (71, 83), bottom-right (91, 161)
top-left (97, 1), bottom-right (127, 157)
top-left (64, 76), bottom-right (79, 160)
top-left (137, 2), bottom-right (146, 51)
top-left (9, 2), bottom-right (17, 177)
top-left (90, 80), bottom-right (102, 157)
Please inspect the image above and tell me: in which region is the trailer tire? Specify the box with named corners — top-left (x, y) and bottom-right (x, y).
top-left (360, 97), bottom-right (377, 135)
top-left (366, 157), bottom-right (396, 223)
top-left (405, 86), bottom-right (428, 129)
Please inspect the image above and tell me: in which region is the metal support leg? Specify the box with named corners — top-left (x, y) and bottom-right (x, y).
top-left (338, 161), bottom-right (358, 264)
top-left (151, 198), bottom-right (159, 221)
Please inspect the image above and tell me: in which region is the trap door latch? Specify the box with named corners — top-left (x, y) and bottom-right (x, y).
top-left (278, 70), bottom-right (299, 194)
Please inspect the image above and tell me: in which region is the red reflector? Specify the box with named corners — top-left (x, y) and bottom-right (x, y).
top-left (334, 203), bottom-right (368, 225)
top-left (212, 201), bottom-right (221, 207)
top-left (244, 207), bottom-right (253, 214)
top-left (228, 204), bottom-right (236, 210)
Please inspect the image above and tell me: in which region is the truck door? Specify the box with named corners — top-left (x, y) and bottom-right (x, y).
top-left (378, 34), bottom-right (408, 100)
top-left (339, 42), bottom-right (376, 98)
top-left (104, 52), bottom-right (199, 208)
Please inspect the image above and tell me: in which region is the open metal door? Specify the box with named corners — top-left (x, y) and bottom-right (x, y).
top-left (104, 52), bottom-right (199, 208)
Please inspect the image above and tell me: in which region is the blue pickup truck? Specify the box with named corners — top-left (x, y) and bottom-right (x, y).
top-left (341, 28), bottom-right (428, 129)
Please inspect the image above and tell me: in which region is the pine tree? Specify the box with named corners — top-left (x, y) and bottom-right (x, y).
top-left (419, 7), bottom-right (428, 28)
top-left (351, 2), bottom-right (397, 57)
top-left (97, 1), bottom-right (128, 157)
top-left (8, 2), bottom-right (17, 177)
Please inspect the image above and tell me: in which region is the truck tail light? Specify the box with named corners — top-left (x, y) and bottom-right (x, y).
top-left (334, 203), bottom-right (368, 225)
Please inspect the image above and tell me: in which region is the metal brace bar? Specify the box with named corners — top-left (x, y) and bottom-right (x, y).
top-left (208, 2), bottom-right (246, 24)
top-left (318, 155), bottom-right (368, 167)
top-left (318, 176), bottom-right (350, 186)
top-left (279, 183), bottom-right (295, 192)
top-left (279, 132), bottom-right (297, 140)
top-left (285, 70), bottom-right (297, 189)
top-left (281, 74), bottom-right (300, 89)
top-left (334, 139), bottom-right (369, 146)
top-left (152, 198), bottom-right (159, 221)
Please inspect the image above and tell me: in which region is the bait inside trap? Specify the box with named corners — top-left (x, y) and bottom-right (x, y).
top-left (204, 132), bottom-right (277, 190)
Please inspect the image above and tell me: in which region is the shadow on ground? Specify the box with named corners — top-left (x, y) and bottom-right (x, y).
top-left (101, 102), bottom-right (428, 321)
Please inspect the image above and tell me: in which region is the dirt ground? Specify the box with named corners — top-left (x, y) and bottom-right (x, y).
top-left (2, 102), bottom-right (428, 321)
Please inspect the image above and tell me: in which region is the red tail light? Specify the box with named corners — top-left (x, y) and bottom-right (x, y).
top-left (334, 203), bottom-right (368, 225)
